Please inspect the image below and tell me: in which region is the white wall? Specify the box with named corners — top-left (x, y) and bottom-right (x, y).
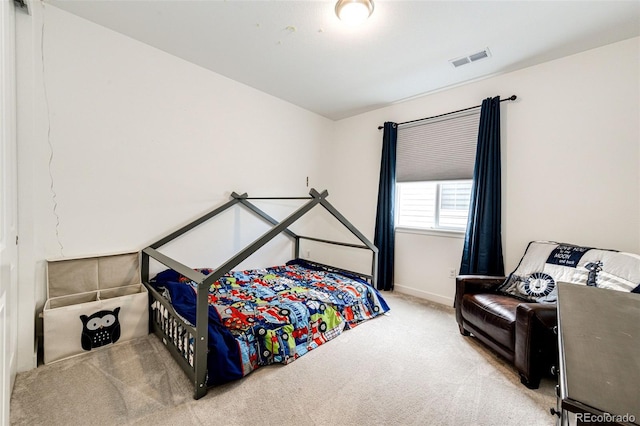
top-left (14, 4), bottom-right (640, 371)
top-left (328, 37), bottom-right (640, 306)
top-left (16, 4), bottom-right (333, 370)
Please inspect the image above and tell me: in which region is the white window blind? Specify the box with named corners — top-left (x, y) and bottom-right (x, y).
top-left (396, 182), bottom-right (437, 229)
top-left (396, 110), bottom-right (480, 182)
top-left (438, 181), bottom-right (472, 229)
top-left (397, 181), bottom-right (473, 231)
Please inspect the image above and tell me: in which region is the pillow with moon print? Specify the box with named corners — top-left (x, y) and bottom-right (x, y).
top-left (498, 241), bottom-right (640, 303)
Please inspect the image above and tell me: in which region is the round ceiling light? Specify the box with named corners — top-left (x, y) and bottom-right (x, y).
top-left (335, 0), bottom-right (374, 25)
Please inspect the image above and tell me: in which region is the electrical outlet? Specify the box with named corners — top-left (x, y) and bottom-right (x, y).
top-left (305, 250), bottom-right (311, 259)
top-left (448, 268), bottom-right (456, 279)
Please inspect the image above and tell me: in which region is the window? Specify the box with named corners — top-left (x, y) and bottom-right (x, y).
top-left (394, 109), bottom-right (479, 233)
top-left (396, 180), bottom-right (472, 232)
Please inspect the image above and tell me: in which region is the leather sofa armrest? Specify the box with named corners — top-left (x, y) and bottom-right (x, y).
top-left (515, 302), bottom-right (558, 386)
top-left (516, 302), bottom-right (557, 329)
top-left (456, 275), bottom-right (506, 295)
top-left (454, 275), bottom-right (506, 326)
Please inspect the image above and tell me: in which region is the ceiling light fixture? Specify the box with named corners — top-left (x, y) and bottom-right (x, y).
top-left (335, 0), bottom-right (374, 25)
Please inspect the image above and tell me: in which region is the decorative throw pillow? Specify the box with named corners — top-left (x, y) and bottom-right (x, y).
top-left (498, 241), bottom-right (640, 303)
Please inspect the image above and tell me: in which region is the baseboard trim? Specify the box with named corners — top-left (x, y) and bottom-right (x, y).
top-left (393, 284), bottom-right (454, 307)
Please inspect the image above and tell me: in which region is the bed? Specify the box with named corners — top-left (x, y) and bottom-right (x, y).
top-left (141, 189), bottom-right (389, 399)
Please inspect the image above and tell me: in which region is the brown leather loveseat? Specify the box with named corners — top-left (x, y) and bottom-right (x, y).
top-left (455, 275), bottom-right (557, 388)
top-left (455, 240), bottom-right (640, 389)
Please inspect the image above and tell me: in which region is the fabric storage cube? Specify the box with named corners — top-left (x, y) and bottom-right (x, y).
top-left (43, 252), bottom-right (148, 364)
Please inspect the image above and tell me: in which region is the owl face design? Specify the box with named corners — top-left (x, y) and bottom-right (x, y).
top-left (80, 307), bottom-right (121, 351)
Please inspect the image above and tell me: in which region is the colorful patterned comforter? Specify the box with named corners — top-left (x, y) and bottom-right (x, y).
top-left (151, 259), bottom-right (390, 385)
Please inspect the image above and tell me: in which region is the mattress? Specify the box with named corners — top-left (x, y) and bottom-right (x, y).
top-left (150, 259), bottom-right (390, 385)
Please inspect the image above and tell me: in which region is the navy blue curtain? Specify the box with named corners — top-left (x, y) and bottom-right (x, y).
top-left (374, 122), bottom-right (397, 291)
top-left (460, 97), bottom-right (505, 276)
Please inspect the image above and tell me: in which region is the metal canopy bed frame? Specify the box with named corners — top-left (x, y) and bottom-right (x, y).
top-left (141, 188), bottom-right (378, 399)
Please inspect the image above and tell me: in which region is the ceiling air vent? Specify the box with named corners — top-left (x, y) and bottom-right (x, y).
top-left (450, 48), bottom-right (491, 68)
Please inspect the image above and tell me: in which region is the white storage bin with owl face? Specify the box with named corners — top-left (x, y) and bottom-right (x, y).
top-left (43, 252), bottom-right (149, 364)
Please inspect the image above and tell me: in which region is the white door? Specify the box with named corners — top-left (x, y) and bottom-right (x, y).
top-left (1, 1), bottom-right (19, 424)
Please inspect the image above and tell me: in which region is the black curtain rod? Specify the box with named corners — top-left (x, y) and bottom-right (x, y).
top-left (377, 95), bottom-right (517, 130)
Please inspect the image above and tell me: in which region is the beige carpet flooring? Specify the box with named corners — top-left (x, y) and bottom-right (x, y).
top-left (10, 292), bottom-right (556, 425)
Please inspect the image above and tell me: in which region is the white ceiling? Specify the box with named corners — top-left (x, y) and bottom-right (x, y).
top-left (46, 0), bottom-right (640, 121)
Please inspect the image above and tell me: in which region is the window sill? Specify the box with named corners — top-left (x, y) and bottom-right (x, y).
top-left (395, 227), bottom-right (465, 239)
